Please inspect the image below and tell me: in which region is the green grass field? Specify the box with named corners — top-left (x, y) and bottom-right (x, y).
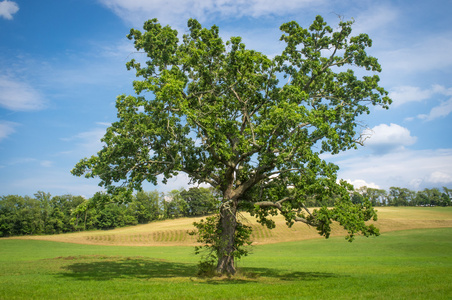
top-left (1, 208), bottom-right (452, 299)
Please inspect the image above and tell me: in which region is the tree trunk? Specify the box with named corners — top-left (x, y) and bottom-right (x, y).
top-left (216, 199), bottom-right (238, 275)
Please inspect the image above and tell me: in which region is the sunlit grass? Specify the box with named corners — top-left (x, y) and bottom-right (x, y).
top-left (2, 207), bottom-right (451, 299)
top-left (1, 228), bottom-right (451, 299)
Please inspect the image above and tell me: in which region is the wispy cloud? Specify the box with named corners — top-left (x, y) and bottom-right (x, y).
top-left (389, 86), bottom-right (433, 107)
top-left (0, 76), bottom-right (45, 111)
top-left (0, 120), bottom-right (19, 142)
top-left (382, 33), bottom-right (452, 73)
top-left (2, 169), bottom-right (104, 198)
top-left (40, 160), bottom-right (54, 168)
top-left (390, 84), bottom-right (452, 107)
top-left (60, 124), bottom-right (109, 157)
top-left (389, 84), bottom-right (452, 121)
top-left (96, 122), bottom-right (112, 127)
top-left (353, 4), bottom-right (398, 35)
top-left (0, 156), bottom-right (55, 170)
top-left (0, 0), bottom-right (19, 20)
top-left (98, 0), bottom-right (323, 26)
top-left (418, 97), bottom-right (452, 121)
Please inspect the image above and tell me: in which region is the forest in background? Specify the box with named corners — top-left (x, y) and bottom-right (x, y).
top-left (1, 186), bottom-right (451, 237)
top-left (0, 188), bottom-right (217, 237)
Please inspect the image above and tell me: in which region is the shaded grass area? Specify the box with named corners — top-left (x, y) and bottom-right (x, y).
top-left (58, 256), bottom-right (197, 281)
top-left (0, 228), bottom-right (451, 299)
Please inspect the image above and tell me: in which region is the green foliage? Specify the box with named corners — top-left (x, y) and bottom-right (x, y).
top-left (0, 194), bottom-right (47, 236)
top-left (1, 185), bottom-right (449, 239)
top-left (388, 187), bottom-right (415, 206)
top-left (354, 186), bottom-right (452, 207)
top-left (181, 187), bottom-right (219, 216)
top-left (72, 16), bottom-right (390, 202)
top-left (190, 214), bottom-right (252, 276)
top-left (132, 190), bottom-right (162, 223)
top-left (0, 187), bottom-right (220, 237)
top-left (163, 190), bottom-right (188, 218)
top-left (71, 15), bottom-right (395, 274)
top-left (415, 187), bottom-right (451, 207)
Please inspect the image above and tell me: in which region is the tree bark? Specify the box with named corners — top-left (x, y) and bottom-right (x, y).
top-left (216, 198), bottom-right (238, 275)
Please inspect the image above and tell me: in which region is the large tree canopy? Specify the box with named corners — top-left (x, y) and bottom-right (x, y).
top-left (72, 16), bottom-right (391, 275)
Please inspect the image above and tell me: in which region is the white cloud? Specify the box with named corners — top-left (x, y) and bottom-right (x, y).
top-left (363, 123), bottom-right (417, 154)
top-left (0, 121), bottom-right (19, 142)
top-left (98, 0), bottom-right (323, 26)
top-left (0, 76), bottom-right (45, 111)
top-left (427, 171), bottom-right (452, 184)
top-left (390, 84), bottom-right (452, 108)
top-left (417, 97), bottom-right (452, 121)
top-left (0, 0), bottom-right (19, 20)
top-left (334, 148), bottom-right (452, 191)
top-left (388, 84), bottom-right (452, 121)
top-left (345, 179), bottom-right (380, 190)
top-left (389, 86), bottom-right (433, 107)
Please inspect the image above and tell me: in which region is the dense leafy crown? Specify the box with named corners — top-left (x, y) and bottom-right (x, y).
top-left (73, 16), bottom-right (390, 240)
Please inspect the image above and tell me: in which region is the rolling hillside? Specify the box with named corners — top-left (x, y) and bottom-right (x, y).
top-left (11, 207), bottom-right (452, 246)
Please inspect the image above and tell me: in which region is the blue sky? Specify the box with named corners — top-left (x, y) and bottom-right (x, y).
top-left (1, 0), bottom-right (451, 197)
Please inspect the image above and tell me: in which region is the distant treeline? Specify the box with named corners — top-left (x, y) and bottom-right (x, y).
top-left (351, 186), bottom-right (452, 207)
top-left (0, 188), bottom-right (218, 237)
top-left (291, 186), bottom-right (451, 208)
top-left (1, 186), bottom-right (450, 237)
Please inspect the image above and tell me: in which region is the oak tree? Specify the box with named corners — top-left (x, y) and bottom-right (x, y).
top-left (72, 16), bottom-right (391, 275)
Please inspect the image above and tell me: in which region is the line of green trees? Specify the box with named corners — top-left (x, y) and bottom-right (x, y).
top-left (1, 186), bottom-right (450, 238)
top-left (296, 186), bottom-right (451, 207)
top-left (0, 187), bottom-right (218, 237)
top-left (351, 186), bottom-right (452, 207)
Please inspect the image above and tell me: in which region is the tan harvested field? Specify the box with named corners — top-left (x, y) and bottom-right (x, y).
top-left (11, 207), bottom-right (452, 246)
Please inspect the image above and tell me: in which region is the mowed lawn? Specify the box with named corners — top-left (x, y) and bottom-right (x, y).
top-left (1, 208), bottom-right (451, 299)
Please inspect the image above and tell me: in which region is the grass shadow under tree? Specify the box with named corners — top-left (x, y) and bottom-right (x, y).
top-left (56, 255), bottom-right (340, 284)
